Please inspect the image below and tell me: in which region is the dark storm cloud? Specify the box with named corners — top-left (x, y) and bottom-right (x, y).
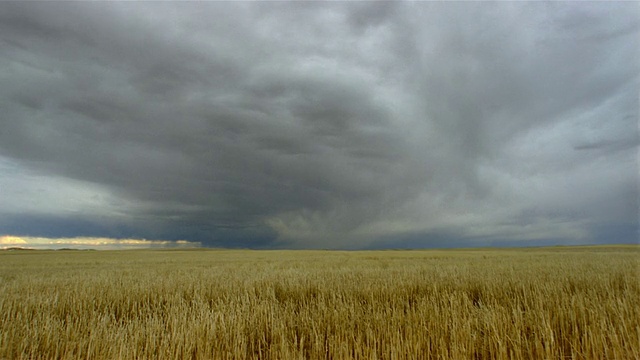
top-left (0, 2), bottom-right (637, 248)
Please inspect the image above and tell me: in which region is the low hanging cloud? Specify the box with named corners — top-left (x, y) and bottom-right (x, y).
top-left (0, 2), bottom-right (637, 248)
top-left (0, 235), bottom-right (200, 250)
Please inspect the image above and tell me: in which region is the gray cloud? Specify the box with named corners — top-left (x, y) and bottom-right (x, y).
top-left (0, 2), bottom-right (637, 248)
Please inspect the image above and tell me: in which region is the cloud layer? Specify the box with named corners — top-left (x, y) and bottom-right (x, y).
top-left (0, 2), bottom-right (637, 248)
top-left (0, 235), bottom-right (200, 250)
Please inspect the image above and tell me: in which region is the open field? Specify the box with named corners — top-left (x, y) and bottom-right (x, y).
top-left (1, 246), bottom-right (638, 359)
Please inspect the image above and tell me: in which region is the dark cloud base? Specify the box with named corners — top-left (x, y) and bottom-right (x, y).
top-left (0, 214), bottom-right (281, 249)
top-left (0, 214), bottom-right (142, 241)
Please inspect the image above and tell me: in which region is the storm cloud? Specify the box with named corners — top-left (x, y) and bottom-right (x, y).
top-left (0, 2), bottom-right (637, 248)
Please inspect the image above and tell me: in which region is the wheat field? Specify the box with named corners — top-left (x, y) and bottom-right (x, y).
top-left (0, 246), bottom-right (638, 359)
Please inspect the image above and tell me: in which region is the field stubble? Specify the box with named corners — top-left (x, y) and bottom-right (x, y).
top-left (0, 246), bottom-right (638, 359)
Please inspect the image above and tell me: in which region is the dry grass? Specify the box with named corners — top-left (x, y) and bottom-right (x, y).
top-left (0, 246), bottom-right (638, 359)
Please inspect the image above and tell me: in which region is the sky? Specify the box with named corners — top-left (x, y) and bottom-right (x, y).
top-left (0, 2), bottom-right (638, 249)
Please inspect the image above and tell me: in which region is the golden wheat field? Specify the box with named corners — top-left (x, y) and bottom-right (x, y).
top-left (0, 246), bottom-right (638, 359)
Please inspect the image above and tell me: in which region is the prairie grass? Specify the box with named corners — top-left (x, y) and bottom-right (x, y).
top-left (0, 246), bottom-right (638, 359)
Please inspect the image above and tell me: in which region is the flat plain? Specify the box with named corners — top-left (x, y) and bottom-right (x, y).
top-left (1, 245), bottom-right (638, 359)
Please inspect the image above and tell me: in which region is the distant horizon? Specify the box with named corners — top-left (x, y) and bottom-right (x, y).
top-left (1, 234), bottom-right (637, 251)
